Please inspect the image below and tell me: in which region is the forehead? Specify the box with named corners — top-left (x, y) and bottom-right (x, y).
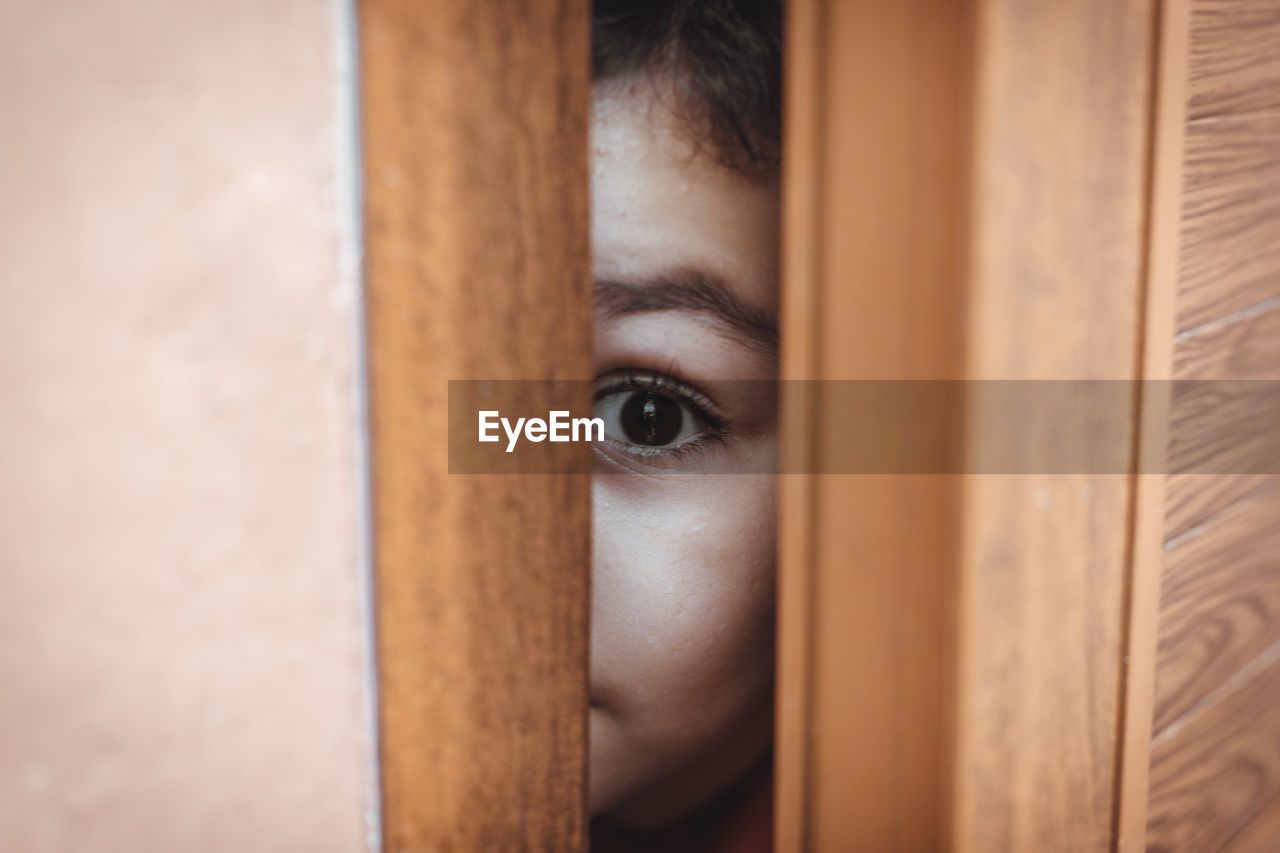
top-left (590, 83), bottom-right (780, 319)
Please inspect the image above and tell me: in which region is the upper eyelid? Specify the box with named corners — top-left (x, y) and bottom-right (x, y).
top-left (593, 369), bottom-right (728, 425)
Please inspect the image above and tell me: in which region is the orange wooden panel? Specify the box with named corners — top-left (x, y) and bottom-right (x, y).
top-left (1187, 0), bottom-right (1280, 120)
top-left (774, 0), bottom-right (821, 847)
top-left (1153, 488), bottom-right (1280, 733)
top-left (952, 1), bottom-right (1155, 850)
top-left (359, 1), bottom-right (592, 850)
top-left (1146, 653), bottom-right (1280, 852)
top-left (777, 1), bottom-right (967, 850)
top-left (1178, 111), bottom-right (1280, 333)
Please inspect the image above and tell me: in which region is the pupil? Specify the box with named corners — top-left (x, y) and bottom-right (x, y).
top-left (620, 391), bottom-right (682, 446)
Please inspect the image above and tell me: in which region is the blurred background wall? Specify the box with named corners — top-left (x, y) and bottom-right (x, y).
top-left (0, 1), bottom-right (376, 850)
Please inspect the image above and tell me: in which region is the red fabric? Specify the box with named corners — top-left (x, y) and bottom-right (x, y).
top-left (591, 762), bottom-right (773, 853)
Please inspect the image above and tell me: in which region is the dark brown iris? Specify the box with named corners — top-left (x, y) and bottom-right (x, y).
top-left (619, 391), bottom-right (682, 446)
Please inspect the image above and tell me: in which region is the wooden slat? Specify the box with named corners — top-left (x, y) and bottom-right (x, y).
top-left (1187, 0), bottom-right (1280, 121)
top-left (1223, 794), bottom-right (1280, 852)
top-left (1153, 488), bottom-right (1280, 733)
top-left (1116, 0), bottom-right (1190, 846)
top-left (951, 1), bottom-right (1156, 851)
top-left (1146, 653), bottom-right (1280, 852)
top-left (774, 0), bottom-right (821, 847)
top-left (358, 1), bottom-right (592, 850)
top-left (1177, 111), bottom-right (1280, 333)
top-left (777, 2), bottom-right (967, 850)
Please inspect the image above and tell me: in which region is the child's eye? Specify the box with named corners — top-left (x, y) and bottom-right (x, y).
top-left (595, 389), bottom-right (703, 450)
top-left (593, 373), bottom-right (729, 457)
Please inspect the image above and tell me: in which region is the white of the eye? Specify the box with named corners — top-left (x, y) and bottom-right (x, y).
top-left (592, 390), bottom-right (704, 448)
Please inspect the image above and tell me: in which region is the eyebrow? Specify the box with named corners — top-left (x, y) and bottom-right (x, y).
top-left (593, 269), bottom-right (779, 359)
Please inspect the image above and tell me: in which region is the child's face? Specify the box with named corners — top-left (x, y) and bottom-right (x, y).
top-left (588, 81), bottom-right (779, 829)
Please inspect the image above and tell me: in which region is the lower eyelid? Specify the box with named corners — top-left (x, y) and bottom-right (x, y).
top-left (600, 433), bottom-right (728, 465)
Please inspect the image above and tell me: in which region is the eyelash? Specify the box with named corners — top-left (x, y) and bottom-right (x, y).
top-left (592, 370), bottom-right (733, 460)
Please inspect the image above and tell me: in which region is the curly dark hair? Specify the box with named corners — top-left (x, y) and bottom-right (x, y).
top-left (592, 0), bottom-right (783, 177)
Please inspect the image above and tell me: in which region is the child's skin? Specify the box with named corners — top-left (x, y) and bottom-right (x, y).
top-left (588, 78), bottom-right (780, 831)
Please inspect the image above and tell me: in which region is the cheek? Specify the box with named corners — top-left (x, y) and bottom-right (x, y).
top-left (591, 474), bottom-right (776, 735)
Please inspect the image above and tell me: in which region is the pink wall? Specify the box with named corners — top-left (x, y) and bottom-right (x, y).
top-left (0, 1), bottom-right (374, 850)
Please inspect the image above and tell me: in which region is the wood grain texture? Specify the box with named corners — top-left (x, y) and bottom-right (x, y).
top-left (1146, 651), bottom-right (1280, 852)
top-left (358, 2), bottom-right (592, 850)
top-left (1223, 793), bottom-right (1280, 852)
top-left (951, 1), bottom-right (1155, 851)
top-left (777, 1), bottom-right (967, 850)
top-left (1187, 0), bottom-right (1280, 120)
top-left (1177, 110), bottom-right (1280, 333)
top-left (1164, 472), bottom-right (1280, 542)
top-left (1153, 488), bottom-right (1280, 734)
top-left (1166, 298), bottom-right (1280, 538)
top-left (1163, 299), bottom-right (1280, 538)
top-left (1145, 6), bottom-right (1280, 849)
top-left (1175, 302), bottom-right (1280, 379)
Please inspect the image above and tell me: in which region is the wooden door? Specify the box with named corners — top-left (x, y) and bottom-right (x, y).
top-left (359, 1), bottom-right (593, 850)
top-left (354, 0), bottom-right (1280, 850)
top-left (779, 0), bottom-right (1280, 851)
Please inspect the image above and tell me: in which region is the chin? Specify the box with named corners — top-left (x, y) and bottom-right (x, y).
top-left (586, 703), bottom-right (678, 829)
top-left (587, 703), bottom-right (628, 819)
